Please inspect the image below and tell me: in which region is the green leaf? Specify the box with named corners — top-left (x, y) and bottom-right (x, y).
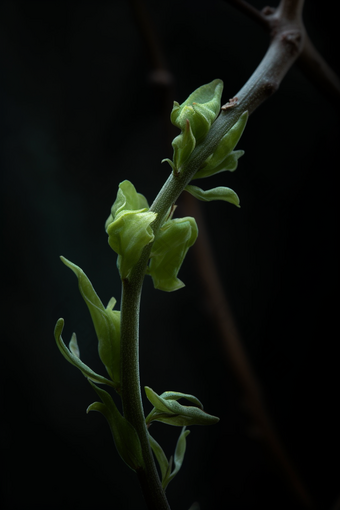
top-left (161, 158), bottom-right (176, 171)
top-left (148, 427), bottom-right (190, 490)
top-left (107, 209), bottom-right (157, 279)
top-left (161, 390), bottom-right (204, 408)
top-left (105, 181), bottom-right (157, 279)
top-left (54, 318), bottom-right (116, 388)
top-left (69, 332), bottom-right (80, 358)
top-left (148, 431), bottom-right (170, 484)
top-left (145, 387), bottom-right (220, 427)
top-left (60, 257), bottom-right (120, 388)
top-left (195, 150), bottom-right (244, 179)
top-left (165, 427), bottom-right (190, 487)
top-left (148, 216), bottom-right (198, 292)
top-left (105, 180), bottom-right (150, 231)
top-left (171, 80), bottom-right (223, 144)
top-left (194, 111), bottom-right (248, 179)
top-left (87, 382), bottom-right (144, 472)
top-left (172, 119), bottom-right (196, 172)
top-left (185, 185), bottom-right (240, 207)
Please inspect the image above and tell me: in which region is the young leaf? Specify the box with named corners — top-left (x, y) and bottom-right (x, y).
top-left (194, 111), bottom-right (248, 179)
top-left (195, 150), bottom-right (244, 179)
top-left (148, 216), bottom-right (198, 292)
top-left (107, 209), bottom-right (157, 279)
top-left (161, 391), bottom-right (203, 408)
top-left (145, 387), bottom-right (219, 427)
top-left (171, 80), bottom-right (224, 143)
top-left (54, 318), bottom-right (116, 388)
top-left (69, 332), bottom-right (80, 358)
top-left (148, 427), bottom-right (190, 490)
top-left (164, 427), bottom-right (190, 488)
top-left (148, 431), bottom-right (170, 484)
top-left (172, 119), bottom-right (196, 172)
top-left (87, 382), bottom-right (144, 471)
top-left (185, 185), bottom-right (240, 207)
top-left (105, 180), bottom-right (150, 231)
top-left (60, 257), bottom-right (120, 387)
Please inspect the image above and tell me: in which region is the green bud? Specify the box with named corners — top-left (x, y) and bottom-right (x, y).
top-left (145, 387), bottom-right (220, 427)
top-left (105, 181), bottom-right (157, 280)
top-left (185, 184), bottom-right (240, 207)
top-left (87, 382), bottom-right (144, 472)
top-left (147, 216), bottom-right (198, 292)
top-left (194, 111), bottom-right (248, 179)
top-left (171, 79), bottom-right (223, 144)
top-left (59, 256), bottom-right (121, 389)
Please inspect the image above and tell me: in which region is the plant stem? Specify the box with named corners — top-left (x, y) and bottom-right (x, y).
top-left (118, 112), bottom-right (241, 509)
top-left (120, 273), bottom-right (171, 510)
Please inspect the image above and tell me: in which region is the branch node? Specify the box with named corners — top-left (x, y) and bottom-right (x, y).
top-left (221, 96), bottom-right (239, 110)
top-left (262, 79), bottom-right (280, 97)
top-left (281, 29), bottom-right (304, 56)
top-left (262, 6), bottom-right (276, 16)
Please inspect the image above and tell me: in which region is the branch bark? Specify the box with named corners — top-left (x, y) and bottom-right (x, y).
top-left (225, 0), bottom-right (340, 111)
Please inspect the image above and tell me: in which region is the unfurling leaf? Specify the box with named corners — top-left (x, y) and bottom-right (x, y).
top-left (87, 382), bottom-right (144, 471)
top-left (105, 180), bottom-right (150, 231)
top-left (54, 318), bottom-right (116, 388)
top-left (147, 216), bottom-right (198, 292)
top-left (107, 209), bottom-right (157, 279)
top-left (185, 185), bottom-right (240, 207)
top-left (145, 387), bottom-right (220, 427)
top-left (105, 180), bottom-right (157, 279)
top-left (60, 257), bottom-right (120, 388)
top-left (149, 427), bottom-right (190, 489)
top-left (171, 79), bottom-right (223, 144)
top-left (172, 119), bottom-right (196, 172)
top-left (194, 111), bottom-right (248, 179)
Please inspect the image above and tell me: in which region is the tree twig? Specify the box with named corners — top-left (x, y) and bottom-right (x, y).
top-left (225, 0), bottom-right (340, 110)
top-left (224, 0), bottom-right (271, 30)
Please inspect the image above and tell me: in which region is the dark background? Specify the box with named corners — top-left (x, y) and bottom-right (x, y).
top-left (1, 1), bottom-right (339, 509)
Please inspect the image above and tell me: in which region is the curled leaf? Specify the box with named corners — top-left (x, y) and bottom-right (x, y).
top-left (172, 119), bottom-right (196, 172)
top-left (105, 180), bottom-right (149, 231)
top-left (145, 387), bottom-right (219, 427)
top-left (54, 318), bottom-right (116, 388)
top-left (185, 185), bottom-right (240, 207)
top-left (105, 180), bottom-right (157, 279)
top-left (148, 432), bottom-right (170, 485)
top-left (171, 80), bottom-right (223, 144)
top-left (169, 427), bottom-right (190, 486)
top-left (194, 111), bottom-right (248, 179)
top-left (147, 216), bottom-right (198, 292)
top-left (149, 427), bottom-right (190, 489)
top-left (60, 257), bottom-right (120, 388)
top-left (87, 382), bottom-right (144, 471)
top-left (107, 209), bottom-right (157, 279)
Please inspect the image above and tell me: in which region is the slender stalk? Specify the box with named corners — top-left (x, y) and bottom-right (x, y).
top-left (118, 111), bottom-right (243, 509)
top-left (120, 272), bottom-right (171, 510)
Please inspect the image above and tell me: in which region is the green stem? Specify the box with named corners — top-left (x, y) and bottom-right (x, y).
top-left (119, 109), bottom-right (244, 510)
top-left (120, 273), bottom-right (170, 510)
